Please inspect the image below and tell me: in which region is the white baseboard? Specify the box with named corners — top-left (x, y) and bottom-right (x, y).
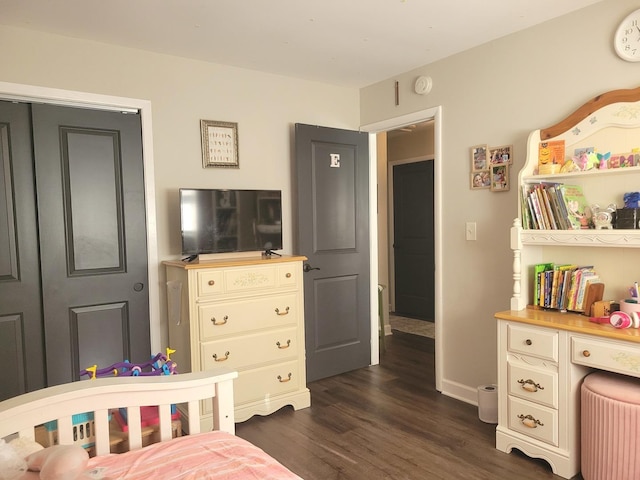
top-left (439, 378), bottom-right (478, 406)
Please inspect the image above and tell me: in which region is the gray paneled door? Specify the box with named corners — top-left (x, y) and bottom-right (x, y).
top-left (295, 124), bottom-right (370, 382)
top-left (0, 101), bottom-right (150, 399)
top-left (392, 160), bottom-right (435, 320)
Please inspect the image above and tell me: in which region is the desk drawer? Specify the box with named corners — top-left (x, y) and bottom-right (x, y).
top-left (507, 361), bottom-right (558, 408)
top-left (201, 327), bottom-right (298, 371)
top-left (507, 396), bottom-right (558, 447)
top-left (199, 294), bottom-right (298, 339)
top-left (507, 323), bottom-right (558, 362)
top-left (572, 336), bottom-right (640, 379)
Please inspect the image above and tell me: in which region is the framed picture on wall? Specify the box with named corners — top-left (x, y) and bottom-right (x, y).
top-left (471, 144), bottom-right (488, 171)
top-left (489, 144), bottom-right (513, 165)
top-left (470, 171), bottom-right (491, 189)
top-left (490, 164), bottom-right (509, 191)
top-left (201, 120), bottom-right (239, 168)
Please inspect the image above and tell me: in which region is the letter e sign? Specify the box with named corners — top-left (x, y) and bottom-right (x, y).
top-left (330, 153), bottom-right (340, 168)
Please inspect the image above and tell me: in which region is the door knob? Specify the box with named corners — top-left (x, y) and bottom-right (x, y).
top-left (133, 282), bottom-right (144, 292)
top-left (303, 264), bottom-right (320, 273)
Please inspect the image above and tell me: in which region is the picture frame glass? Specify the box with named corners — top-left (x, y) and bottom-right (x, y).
top-left (489, 145), bottom-right (513, 165)
top-left (471, 145), bottom-right (488, 171)
top-left (201, 120), bottom-right (239, 168)
top-left (471, 170), bottom-right (491, 189)
top-left (490, 164), bottom-right (509, 191)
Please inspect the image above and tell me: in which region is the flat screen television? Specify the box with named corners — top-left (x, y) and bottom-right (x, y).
top-left (180, 188), bottom-right (282, 256)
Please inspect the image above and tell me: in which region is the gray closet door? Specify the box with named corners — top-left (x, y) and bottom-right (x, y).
top-left (31, 104), bottom-right (150, 387)
top-left (0, 101), bottom-right (151, 398)
top-left (0, 102), bottom-right (46, 400)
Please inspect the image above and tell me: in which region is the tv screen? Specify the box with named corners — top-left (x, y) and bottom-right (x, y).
top-left (180, 189), bottom-right (282, 256)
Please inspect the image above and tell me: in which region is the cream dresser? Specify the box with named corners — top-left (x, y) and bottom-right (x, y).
top-left (164, 255), bottom-right (310, 429)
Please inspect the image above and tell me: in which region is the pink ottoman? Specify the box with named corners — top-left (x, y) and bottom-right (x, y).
top-left (581, 371), bottom-right (640, 480)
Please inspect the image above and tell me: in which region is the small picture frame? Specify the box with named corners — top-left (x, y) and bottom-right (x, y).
top-left (470, 170), bottom-right (491, 189)
top-left (471, 144), bottom-right (488, 171)
top-left (201, 120), bottom-right (239, 168)
top-left (489, 144), bottom-right (513, 165)
top-left (490, 164), bottom-right (510, 192)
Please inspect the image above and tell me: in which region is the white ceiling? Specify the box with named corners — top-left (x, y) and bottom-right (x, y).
top-left (0, 0), bottom-right (604, 88)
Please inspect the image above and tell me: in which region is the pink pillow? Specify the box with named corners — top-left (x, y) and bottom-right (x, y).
top-left (27, 445), bottom-right (88, 480)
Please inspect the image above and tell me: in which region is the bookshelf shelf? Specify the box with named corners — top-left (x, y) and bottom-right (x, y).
top-left (519, 227), bottom-right (640, 248)
top-left (523, 165), bottom-right (640, 183)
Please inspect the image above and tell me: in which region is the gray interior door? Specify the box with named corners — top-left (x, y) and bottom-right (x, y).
top-left (0, 102), bottom-right (46, 399)
top-left (393, 160), bottom-right (435, 321)
top-left (32, 104), bottom-right (150, 386)
top-left (0, 101), bottom-right (151, 398)
top-left (295, 123), bottom-right (370, 383)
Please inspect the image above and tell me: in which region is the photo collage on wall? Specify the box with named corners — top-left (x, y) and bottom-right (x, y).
top-left (470, 144), bottom-right (512, 192)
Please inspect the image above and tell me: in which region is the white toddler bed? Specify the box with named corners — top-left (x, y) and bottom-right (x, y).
top-left (0, 370), bottom-right (302, 479)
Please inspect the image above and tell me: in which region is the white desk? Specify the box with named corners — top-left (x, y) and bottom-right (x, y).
top-left (495, 308), bottom-right (640, 479)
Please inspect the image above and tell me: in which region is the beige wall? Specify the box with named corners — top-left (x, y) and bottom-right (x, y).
top-left (4, 0), bottom-right (640, 405)
top-left (362, 0), bottom-right (640, 401)
top-left (0, 25), bottom-right (360, 350)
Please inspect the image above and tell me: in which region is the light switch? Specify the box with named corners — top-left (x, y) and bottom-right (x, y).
top-left (466, 222), bottom-right (477, 241)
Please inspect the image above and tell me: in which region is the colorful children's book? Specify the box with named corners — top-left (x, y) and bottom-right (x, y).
top-left (538, 140), bottom-right (566, 174)
top-left (533, 263), bottom-right (554, 306)
top-left (559, 184), bottom-right (591, 229)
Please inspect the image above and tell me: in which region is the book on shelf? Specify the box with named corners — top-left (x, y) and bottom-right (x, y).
top-left (531, 263), bottom-right (600, 311)
top-left (559, 184), bottom-right (591, 230)
top-left (566, 266), bottom-right (595, 311)
top-left (522, 182), bottom-right (591, 230)
top-left (533, 263), bottom-right (554, 307)
top-left (538, 140), bottom-right (566, 174)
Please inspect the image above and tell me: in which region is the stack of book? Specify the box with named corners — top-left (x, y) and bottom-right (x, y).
top-left (521, 183), bottom-right (591, 230)
top-left (533, 263), bottom-right (604, 313)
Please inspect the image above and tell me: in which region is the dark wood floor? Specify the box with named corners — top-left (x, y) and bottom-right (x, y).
top-left (236, 331), bottom-right (580, 480)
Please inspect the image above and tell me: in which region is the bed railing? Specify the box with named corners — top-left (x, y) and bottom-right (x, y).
top-left (0, 370), bottom-right (237, 456)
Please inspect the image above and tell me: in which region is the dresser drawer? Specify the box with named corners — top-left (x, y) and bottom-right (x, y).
top-left (201, 327), bottom-right (298, 371)
top-left (278, 263), bottom-right (300, 287)
top-left (199, 294), bottom-right (298, 339)
top-left (507, 324), bottom-right (558, 362)
top-left (202, 361), bottom-right (302, 415)
top-left (507, 396), bottom-right (558, 447)
top-left (224, 265), bottom-right (278, 293)
top-left (234, 361), bottom-right (302, 405)
top-left (572, 336), bottom-right (640, 379)
top-left (196, 270), bottom-right (225, 297)
top-left (507, 361), bottom-right (558, 408)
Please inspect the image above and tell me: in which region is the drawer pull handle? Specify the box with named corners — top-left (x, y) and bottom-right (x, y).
top-left (517, 414), bottom-right (544, 428)
top-left (275, 307), bottom-right (290, 316)
top-left (276, 340), bottom-right (291, 349)
top-left (518, 379), bottom-right (544, 392)
top-left (208, 280), bottom-right (215, 286)
top-left (525, 339), bottom-right (532, 346)
top-left (277, 373), bottom-right (292, 383)
top-left (582, 350), bottom-right (591, 357)
top-left (285, 273), bottom-right (292, 278)
top-left (211, 315), bottom-right (228, 326)
top-left (212, 351), bottom-right (230, 362)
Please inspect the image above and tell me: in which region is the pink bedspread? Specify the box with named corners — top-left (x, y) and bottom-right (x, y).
top-left (85, 431), bottom-right (302, 479)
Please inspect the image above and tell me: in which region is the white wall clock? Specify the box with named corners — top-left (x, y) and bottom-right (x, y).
top-left (614, 8), bottom-right (640, 62)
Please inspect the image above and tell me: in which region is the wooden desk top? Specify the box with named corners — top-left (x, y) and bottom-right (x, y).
top-left (495, 308), bottom-right (640, 344)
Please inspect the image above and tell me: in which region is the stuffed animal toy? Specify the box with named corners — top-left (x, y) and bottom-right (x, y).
top-left (0, 439), bottom-right (89, 480)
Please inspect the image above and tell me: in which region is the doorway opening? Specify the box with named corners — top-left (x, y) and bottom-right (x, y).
top-left (361, 106), bottom-right (443, 392)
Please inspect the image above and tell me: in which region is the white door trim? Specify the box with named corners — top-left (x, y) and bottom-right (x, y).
top-left (0, 81), bottom-right (161, 353)
top-left (361, 106), bottom-right (443, 392)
